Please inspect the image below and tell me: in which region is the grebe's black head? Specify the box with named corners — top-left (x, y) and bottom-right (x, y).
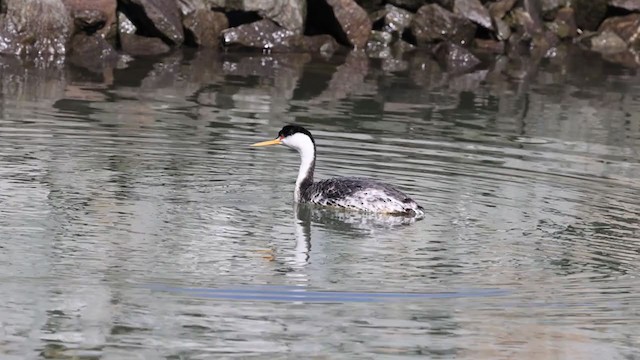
top-left (250, 125), bottom-right (316, 150)
top-left (278, 125), bottom-right (315, 144)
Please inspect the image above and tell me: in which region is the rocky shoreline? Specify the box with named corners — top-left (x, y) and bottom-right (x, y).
top-left (0, 0), bottom-right (639, 70)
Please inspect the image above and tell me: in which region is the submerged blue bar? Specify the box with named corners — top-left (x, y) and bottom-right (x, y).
top-left (147, 284), bottom-right (510, 303)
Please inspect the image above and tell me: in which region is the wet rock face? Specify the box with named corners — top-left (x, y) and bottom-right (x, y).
top-left (119, 0), bottom-right (184, 45)
top-left (541, 0), bottom-right (570, 15)
top-left (183, 10), bottom-right (228, 47)
top-left (609, 0), bottom-right (640, 11)
top-left (372, 4), bottom-right (414, 34)
top-left (488, 0), bottom-right (516, 19)
top-left (325, 0), bottom-right (372, 48)
top-left (119, 12), bottom-right (171, 56)
top-left (0, 0), bottom-right (72, 57)
top-left (222, 19), bottom-right (302, 51)
top-left (178, 0), bottom-right (207, 15)
top-left (206, 0), bottom-right (305, 34)
top-left (411, 4), bottom-right (477, 46)
top-left (68, 32), bottom-right (118, 71)
top-left (549, 7), bottom-right (577, 39)
top-left (599, 14), bottom-right (640, 48)
top-left (63, 0), bottom-right (116, 39)
top-left (590, 30), bottom-right (628, 54)
top-left (454, 0), bottom-right (493, 30)
top-left (434, 41), bottom-right (481, 72)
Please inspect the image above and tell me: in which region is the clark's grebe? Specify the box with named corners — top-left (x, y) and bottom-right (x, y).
top-left (251, 125), bottom-right (424, 216)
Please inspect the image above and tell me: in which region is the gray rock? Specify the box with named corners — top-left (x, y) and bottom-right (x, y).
top-left (183, 9), bottom-right (228, 47)
top-left (366, 30), bottom-right (393, 58)
top-left (548, 7), bottom-right (577, 39)
top-left (178, 0), bottom-right (206, 15)
top-left (454, 0), bottom-right (493, 30)
top-left (590, 30), bottom-right (628, 54)
top-left (325, 0), bottom-right (372, 49)
top-left (369, 30), bottom-right (394, 46)
top-left (609, 0), bottom-right (640, 11)
top-left (489, 0), bottom-right (516, 19)
top-left (0, 0), bottom-right (72, 57)
top-left (599, 14), bottom-right (640, 48)
top-left (392, 39), bottom-right (416, 54)
top-left (302, 35), bottom-right (339, 56)
top-left (434, 41), bottom-right (481, 73)
top-left (222, 19), bottom-right (302, 51)
top-left (541, 0), bottom-right (570, 14)
top-left (372, 4), bottom-right (414, 34)
top-left (119, 13), bottom-right (171, 56)
top-left (63, 0), bottom-right (117, 41)
top-left (411, 4), bottom-right (477, 46)
top-left (68, 32), bottom-right (118, 72)
top-left (409, 53), bottom-right (447, 89)
top-left (522, 0), bottom-right (544, 31)
top-left (571, 0), bottom-right (607, 31)
top-left (206, 0), bottom-right (305, 34)
top-left (494, 18), bottom-right (512, 40)
top-left (509, 7), bottom-right (543, 39)
top-left (119, 0), bottom-right (184, 44)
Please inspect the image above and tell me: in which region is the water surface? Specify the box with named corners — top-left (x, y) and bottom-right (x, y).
top-left (1, 50), bottom-right (640, 359)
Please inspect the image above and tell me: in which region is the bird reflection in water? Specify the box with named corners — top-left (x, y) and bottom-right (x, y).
top-left (270, 203), bottom-right (423, 271)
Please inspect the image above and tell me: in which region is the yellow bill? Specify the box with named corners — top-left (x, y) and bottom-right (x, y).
top-left (250, 138), bottom-right (282, 147)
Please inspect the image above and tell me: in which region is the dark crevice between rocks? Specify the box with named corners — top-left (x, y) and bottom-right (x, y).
top-left (475, 25), bottom-right (495, 40)
top-left (221, 10), bottom-right (262, 28)
top-left (604, 5), bottom-right (635, 19)
top-left (117, 1), bottom-right (174, 46)
top-left (183, 28), bottom-right (198, 48)
top-left (306, 0), bottom-right (350, 46)
top-left (401, 28), bottom-right (417, 46)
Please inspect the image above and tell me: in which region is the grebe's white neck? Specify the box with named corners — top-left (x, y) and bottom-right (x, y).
top-left (281, 132), bottom-right (316, 201)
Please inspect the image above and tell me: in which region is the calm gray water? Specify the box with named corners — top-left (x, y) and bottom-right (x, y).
top-left (1, 50), bottom-right (640, 359)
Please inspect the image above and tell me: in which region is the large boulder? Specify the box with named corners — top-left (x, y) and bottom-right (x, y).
top-left (206, 0), bottom-right (305, 34)
top-left (599, 14), bottom-right (640, 48)
top-left (222, 19), bottom-right (302, 51)
top-left (371, 4), bottom-right (414, 35)
top-left (118, 12), bottom-right (171, 56)
top-left (609, 0), bottom-right (640, 11)
top-left (62, 0), bottom-right (116, 41)
top-left (0, 0), bottom-right (72, 57)
top-left (119, 0), bottom-right (184, 45)
top-left (453, 0), bottom-right (493, 30)
top-left (589, 30), bottom-right (628, 54)
top-left (324, 0), bottom-right (372, 48)
top-left (410, 4), bottom-right (477, 46)
top-left (68, 33), bottom-right (119, 72)
top-left (434, 41), bottom-right (481, 73)
top-left (549, 7), bottom-right (577, 39)
top-left (183, 10), bottom-right (228, 47)
top-left (488, 0), bottom-right (516, 19)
